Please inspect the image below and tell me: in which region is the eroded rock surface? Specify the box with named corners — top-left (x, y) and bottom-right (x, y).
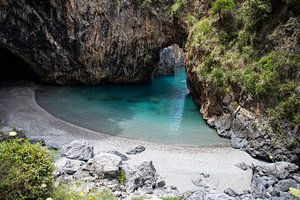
top-left (61, 140), bottom-right (93, 161)
top-left (0, 0), bottom-right (181, 84)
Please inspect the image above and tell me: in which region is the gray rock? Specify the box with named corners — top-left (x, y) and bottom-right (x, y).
top-left (292, 175), bottom-right (300, 183)
top-left (126, 145), bottom-right (146, 155)
top-left (273, 162), bottom-right (299, 179)
top-left (224, 188), bottom-right (238, 197)
top-left (156, 176), bottom-right (166, 188)
top-left (199, 172), bottom-right (210, 178)
top-left (182, 189), bottom-right (234, 200)
top-left (47, 143), bottom-right (60, 150)
top-left (231, 135), bottom-right (248, 149)
top-left (93, 153), bottom-right (122, 177)
top-left (0, 126), bottom-right (26, 141)
top-left (250, 162), bottom-right (300, 199)
top-left (153, 186), bottom-right (179, 198)
top-left (61, 140), bottom-right (93, 161)
top-left (235, 162), bottom-right (250, 171)
top-left (192, 178), bottom-right (204, 187)
top-left (62, 159), bottom-right (86, 175)
top-left (107, 150), bottom-right (129, 161)
top-left (126, 161), bottom-right (157, 193)
top-left (154, 46), bottom-right (176, 76)
top-left (1, 0), bottom-right (179, 85)
top-left (274, 179), bottom-right (298, 192)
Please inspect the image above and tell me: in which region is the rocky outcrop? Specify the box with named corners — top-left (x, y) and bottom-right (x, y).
top-left (185, 4), bottom-right (300, 165)
top-left (126, 144), bottom-right (146, 155)
top-left (61, 140), bottom-right (93, 161)
top-left (154, 46), bottom-right (176, 76)
top-left (154, 44), bottom-right (184, 76)
top-left (55, 140), bottom-right (179, 199)
top-left (54, 140), bottom-right (300, 200)
top-left (0, 0), bottom-right (183, 84)
top-left (250, 162), bottom-right (300, 199)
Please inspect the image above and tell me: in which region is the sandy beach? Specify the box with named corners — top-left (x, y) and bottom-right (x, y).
top-left (0, 83), bottom-right (268, 193)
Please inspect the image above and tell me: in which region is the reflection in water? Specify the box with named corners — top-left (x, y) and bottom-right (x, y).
top-left (36, 67), bottom-right (229, 146)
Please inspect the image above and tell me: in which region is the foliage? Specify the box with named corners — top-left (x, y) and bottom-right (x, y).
top-left (186, 13), bottom-right (198, 26)
top-left (289, 187), bottom-right (300, 198)
top-left (0, 139), bottom-right (54, 200)
top-left (268, 94), bottom-right (300, 126)
top-left (241, 51), bottom-right (281, 96)
top-left (51, 184), bottom-right (116, 200)
top-left (117, 170), bottom-right (126, 185)
top-left (211, 0), bottom-right (236, 18)
top-left (209, 68), bottom-right (225, 88)
top-left (140, 0), bottom-right (159, 7)
top-left (170, 0), bottom-right (186, 18)
top-left (286, 0), bottom-right (300, 13)
top-left (191, 17), bottom-right (213, 45)
top-left (161, 197), bottom-right (180, 200)
top-left (242, 0), bottom-right (272, 30)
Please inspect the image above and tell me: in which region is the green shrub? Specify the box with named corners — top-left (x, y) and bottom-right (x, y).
top-left (212, 0), bottom-right (236, 18)
top-left (241, 51), bottom-right (282, 96)
top-left (210, 68), bottom-right (226, 88)
top-left (242, 0), bottom-right (272, 30)
top-left (170, 0), bottom-right (186, 18)
top-left (51, 184), bottom-right (116, 200)
top-left (117, 170), bottom-right (126, 185)
top-left (191, 18), bottom-right (213, 45)
top-left (289, 187), bottom-right (300, 198)
top-left (161, 197), bottom-right (180, 200)
top-left (186, 13), bottom-right (197, 26)
top-left (0, 139), bottom-right (54, 200)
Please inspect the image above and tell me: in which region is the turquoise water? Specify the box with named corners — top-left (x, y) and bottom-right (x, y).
top-left (35, 67), bottom-right (229, 146)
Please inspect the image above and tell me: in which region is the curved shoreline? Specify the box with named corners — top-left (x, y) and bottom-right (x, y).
top-left (0, 83), bottom-right (268, 193)
top-left (34, 87), bottom-right (231, 149)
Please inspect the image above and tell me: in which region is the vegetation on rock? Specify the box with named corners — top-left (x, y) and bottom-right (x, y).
top-left (185, 0), bottom-right (300, 163)
top-left (212, 0), bottom-right (236, 19)
top-left (51, 184), bottom-right (116, 200)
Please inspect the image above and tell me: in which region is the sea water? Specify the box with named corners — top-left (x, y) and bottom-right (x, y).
top-left (36, 67), bottom-right (229, 146)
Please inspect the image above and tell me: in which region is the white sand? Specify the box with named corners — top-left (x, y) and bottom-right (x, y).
top-left (0, 84), bottom-right (268, 193)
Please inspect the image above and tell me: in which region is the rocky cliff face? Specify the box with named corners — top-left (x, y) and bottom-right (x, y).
top-left (185, 1), bottom-right (300, 165)
top-left (0, 0), bottom-right (181, 84)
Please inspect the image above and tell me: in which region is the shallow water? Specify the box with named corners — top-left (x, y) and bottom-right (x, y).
top-left (36, 67), bottom-right (229, 146)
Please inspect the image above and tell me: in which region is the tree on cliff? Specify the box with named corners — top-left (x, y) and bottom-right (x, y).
top-left (212, 0), bottom-right (236, 19)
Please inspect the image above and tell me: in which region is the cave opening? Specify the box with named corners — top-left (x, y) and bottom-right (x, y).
top-left (0, 47), bottom-right (39, 83)
top-left (154, 44), bottom-right (184, 77)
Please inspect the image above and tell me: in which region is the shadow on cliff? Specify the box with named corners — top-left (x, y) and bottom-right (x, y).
top-left (0, 47), bottom-right (39, 83)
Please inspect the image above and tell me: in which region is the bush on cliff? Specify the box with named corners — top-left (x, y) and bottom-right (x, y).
top-left (212, 0), bottom-right (236, 19)
top-left (0, 138), bottom-right (54, 200)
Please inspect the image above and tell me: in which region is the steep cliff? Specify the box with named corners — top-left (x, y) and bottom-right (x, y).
top-left (185, 0), bottom-right (300, 164)
top-left (0, 0), bottom-right (183, 84)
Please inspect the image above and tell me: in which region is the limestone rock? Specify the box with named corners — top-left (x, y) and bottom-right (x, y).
top-left (126, 145), bottom-right (146, 155)
top-left (154, 46), bottom-right (176, 76)
top-left (62, 159), bottom-right (86, 175)
top-left (107, 150), bottom-right (129, 161)
top-left (93, 153), bottom-right (122, 177)
top-left (61, 140), bottom-right (93, 161)
top-left (250, 162), bottom-right (300, 199)
top-left (235, 162), bottom-right (250, 171)
top-left (0, 0), bottom-right (182, 84)
top-left (126, 161), bottom-right (158, 193)
top-left (224, 188), bottom-right (239, 197)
